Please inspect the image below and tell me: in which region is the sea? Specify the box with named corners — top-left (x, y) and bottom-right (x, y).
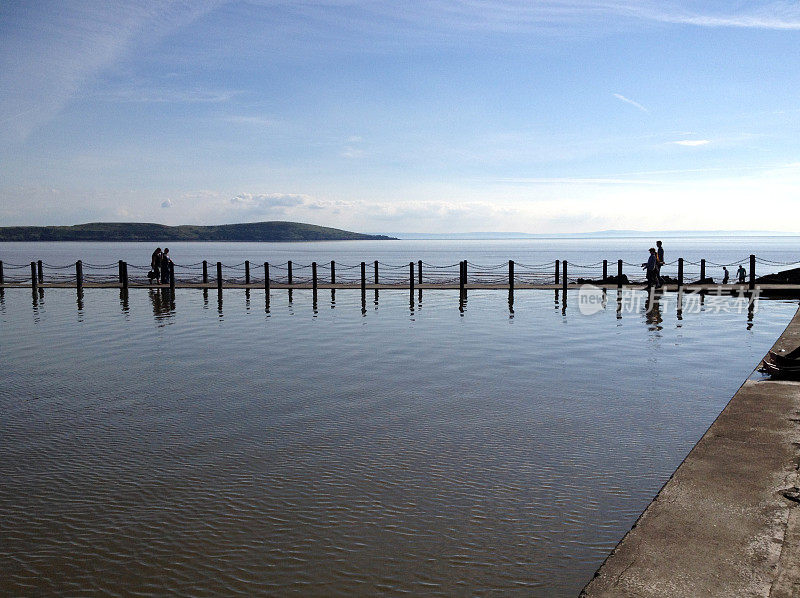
top-left (1, 236), bottom-right (799, 596)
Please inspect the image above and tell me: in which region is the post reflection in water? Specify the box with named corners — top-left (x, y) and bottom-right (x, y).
top-left (374, 289), bottom-right (379, 309)
top-left (312, 289), bottom-right (318, 316)
top-left (203, 288), bottom-right (209, 309)
top-left (616, 290), bottom-right (622, 320)
top-left (508, 288), bottom-right (514, 317)
top-left (245, 289), bottom-right (251, 312)
top-left (119, 289), bottom-right (129, 314)
top-left (677, 289), bottom-right (683, 321)
top-left (417, 288), bottom-right (422, 308)
top-left (330, 289), bottom-right (335, 310)
top-left (747, 292), bottom-right (755, 330)
top-left (287, 289), bottom-right (293, 304)
top-left (217, 288), bottom-right (223, 317)
top-left (0, 287), bottom-right (5, 313)
top-left (458, 291), bottom-right (466, 315)
top-left (360, 289), bottom-right (366, 316)
top-left (409, 289), bottom-right (414, 317)
top-left (554, 289), bottom-right (560, 309)
top-left (561, 289), bottom-right (567, 316)
top-left (76, 289), bottom-right (84, 313)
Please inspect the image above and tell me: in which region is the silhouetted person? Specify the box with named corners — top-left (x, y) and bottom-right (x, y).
top-left (722, 266), bottom-right (729, 284)
top-left (736, 264), bottom-right (746, 283)
top-left (642, 247), bottom-right (660, 288)
top-left (655, 240), bottom-right (664, 285)
top-left (161, 248), bottom-right (172, 284)
top-left (150, 247), bottom-right (162, 284)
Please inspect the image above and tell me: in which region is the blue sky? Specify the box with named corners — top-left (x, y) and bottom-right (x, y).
top-left (2, 1), bottom-right (800, 232)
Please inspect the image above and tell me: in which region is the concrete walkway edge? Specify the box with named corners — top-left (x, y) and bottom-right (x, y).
top-left (581, 305), bottom-right (800, 597)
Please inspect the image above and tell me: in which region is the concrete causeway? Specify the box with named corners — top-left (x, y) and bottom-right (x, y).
top-left (582, 305), bottom-right (800, 597)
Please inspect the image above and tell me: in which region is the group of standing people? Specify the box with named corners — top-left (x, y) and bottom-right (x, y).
top-left (643, 241), bottom-right (747, 286)
top-left (149, 247), bottom-right (172, 284)
top-left (721, 265), bottom-right (747, 284)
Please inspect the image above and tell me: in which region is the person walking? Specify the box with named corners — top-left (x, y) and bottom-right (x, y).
top-left (736, 264), bottom-right (746, 284)
top-left (150, 247), bottom-right (162, 284)
top-left (655, 240), bottom-right (665, 285)
top-left (160, 247), bottom-right (172, 284)
top-left (722, 266), bottom-right (729, 284)
top-left (642, 247), bottom-right (660, 288)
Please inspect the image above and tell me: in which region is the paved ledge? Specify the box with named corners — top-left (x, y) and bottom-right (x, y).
top-left (582, 305), bottom-right (800, 597)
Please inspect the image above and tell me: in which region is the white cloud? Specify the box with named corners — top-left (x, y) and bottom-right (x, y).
top-left (613, 93), bottom-right (649, 113)
top-left (671, 140), bottom-right (710, 147)
top-left (230, 193), bottom-right (308, 212)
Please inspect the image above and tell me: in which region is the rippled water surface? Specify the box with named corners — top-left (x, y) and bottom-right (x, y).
top-left (0, 286), bottom-right (796, 596)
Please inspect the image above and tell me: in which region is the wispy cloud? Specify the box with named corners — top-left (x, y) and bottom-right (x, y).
top-left (633, 3), bottom-right (800, 30)
top-left (671, 139), bottom-right (710, 147)
top-left (104, 86), bottom-right (237, 104)
top-left (0, 1), bottom-right (221, 147)
top-left (613, 93), bottom-right (648, 113)
top-left (223, 115), bottom-right (276, 127)
top-left (500, 177), bottom-right (661, 185)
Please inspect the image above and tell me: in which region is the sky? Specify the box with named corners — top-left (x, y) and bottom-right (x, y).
top-left (2, 0), bottom-right (800, 233)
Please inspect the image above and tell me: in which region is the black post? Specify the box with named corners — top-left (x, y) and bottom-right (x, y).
top-left (700, 259), bottom-right (706, 282)
top-left (122, 261), bottom-right (129, 289)
top-left (76, 261), bottom-right (83, 289)
top-left (677, 258), bottom-right (684, 288)
top-left (459, 261), bottom-right (465, 294)
top-left (409, 262), bottom-right (414, 291)
top-left (555, 260), bottom-right (560, 285)
top-left (37, 260), bottom-right (43, 283)
top-left (617, 259), bottom-right (623, 288)
top-left (360, 262), bottom-right (366, 291)
top-left (202, 260), bottom-right (208, 284)
top-left (418, 260), bottom-right (422, 284)
top-left (374, 260), bottom-right (379, 285)
top-left (331, 261), bottom-right (336, 285)
top-left (287, 261), bottom-right (293, 286)
top-left (216, 262), bottom-right (223, 291)
top-left (463, 261), bottom-right (468, 286)
top-left (749, 254), bottom-right (756, 290)
top-left (30, 262), bottom-right (37, 288)
top-left (245, 260), bottom-right (250, 285)
top-left (562, 260), bottom-right (568, 294)
top-left (169, 262), bottom-right (175, 290)
top-left (509, 260), bottom-right (514, 290)
top-left (603, 259), bottom-right (608, 283)
top-left (264, 262), bottom-right (270, 293)
top-left (312, 262), bottom-right (318, 291)
top-left (119, 260), bottom-right (124, 285)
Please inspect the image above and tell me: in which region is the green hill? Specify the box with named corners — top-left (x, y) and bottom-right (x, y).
top-left (0, 221), bottom-right (396, 242)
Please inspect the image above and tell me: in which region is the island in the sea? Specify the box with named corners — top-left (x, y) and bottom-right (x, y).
top-left (0, 221), bottom-right (396, 242)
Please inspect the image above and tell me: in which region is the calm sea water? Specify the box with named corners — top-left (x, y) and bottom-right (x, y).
top-left (0, 239), bottom-right (798, 596)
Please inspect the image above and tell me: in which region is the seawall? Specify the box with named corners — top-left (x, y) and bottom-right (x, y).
top-left (582, 305), bottom-right (800, 596)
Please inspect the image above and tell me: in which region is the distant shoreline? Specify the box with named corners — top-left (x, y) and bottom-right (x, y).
top-left (0, 221), bottom-right (396, 242)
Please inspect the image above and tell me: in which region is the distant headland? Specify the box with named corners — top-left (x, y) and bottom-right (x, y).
top-left (0, 222), bottom-right (396, 242)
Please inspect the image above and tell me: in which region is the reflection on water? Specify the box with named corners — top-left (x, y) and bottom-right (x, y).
top-left (644, 289), bottom-right (664, 331)
top-left (1, 289), bottom-right (795, 596)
